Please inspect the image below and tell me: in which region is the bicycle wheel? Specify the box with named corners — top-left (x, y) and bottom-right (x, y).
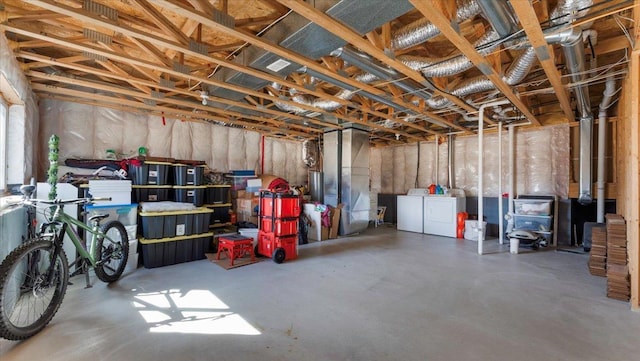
top-left (94, 221), bottom-right (129, 283)
top-left (0, 238), bottom-right (69, 340)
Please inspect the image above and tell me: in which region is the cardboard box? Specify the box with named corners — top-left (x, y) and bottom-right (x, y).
top-left (328, 204), bottom-right (343, 239)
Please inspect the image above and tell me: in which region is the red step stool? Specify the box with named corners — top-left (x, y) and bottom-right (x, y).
top-left (217, 234), bottom-right (255, 266)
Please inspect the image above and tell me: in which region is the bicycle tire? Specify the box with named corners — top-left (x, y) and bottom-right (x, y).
top-left (0, 238), bottom-right (69, 340)
top-left (94, 221), bottom-right (129, 283)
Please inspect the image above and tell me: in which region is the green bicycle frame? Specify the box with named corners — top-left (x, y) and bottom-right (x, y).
top-left (45, 206), bottom-right (116, 268)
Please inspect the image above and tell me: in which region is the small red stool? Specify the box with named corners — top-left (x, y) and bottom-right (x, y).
top-left (217, 235), bottom-right (255, 266)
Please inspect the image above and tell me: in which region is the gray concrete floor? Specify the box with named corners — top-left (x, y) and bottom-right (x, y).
top-left (1, 225), bottom-right (639, 361)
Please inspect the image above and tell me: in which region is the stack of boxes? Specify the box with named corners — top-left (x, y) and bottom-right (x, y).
top-left (229, 170), bottom-right (259, 225)
top-left (257, 191), bottom-right (300, 263)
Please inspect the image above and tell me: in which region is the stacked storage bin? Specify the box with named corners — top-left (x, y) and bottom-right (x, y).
top-left (130, 160), bottom-right (172, 203)
top-left (139, 207), bottom-right (213, 268)
top-left (173, 164), bottom-right (207, 207)
top-left (205, 185), bottom-right (232, 228)
top-left (257, 191), bottom-right (300, 263)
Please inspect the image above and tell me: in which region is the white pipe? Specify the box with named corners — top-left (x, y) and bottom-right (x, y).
top-left (508, 124), bottom-right (515, 231)
top-left (435, 135), bottom-right (439, 186)
top-left (498, 123), bottom-right (504, 244)
top-left (597, 76), bottom-right (617, 223)
top-left (478, 99), bottom-right (510, 255)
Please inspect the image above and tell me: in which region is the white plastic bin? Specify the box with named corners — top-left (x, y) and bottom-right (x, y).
top-left (238, 228), bottom-right (259, 247)
top-left (464, 220), bottom-right (487, 241)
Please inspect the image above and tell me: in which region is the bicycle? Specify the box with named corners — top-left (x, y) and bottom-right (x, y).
top-left (0, 184), bottom-right (130, 340)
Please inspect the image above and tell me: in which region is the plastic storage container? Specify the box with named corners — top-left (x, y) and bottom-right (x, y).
top-left (139, 208), bottom-right (212, 239)
top-left (173, 164), bottom-right (205, 186)
top-left (132, 185), bottom-right (172, 202)
top-left (209, 205), bottom-right (231, 225)
top-left (514, 199), bottom-right (552, 216)
top-left (260, 192), bottom-right (300, 218)
top-left (513, 214), bottom-right (552, 231)
top-left (174, 186), bottom-right (207, 206)
top-left (130, 161), bottom-right (171, 185)
top-left (139, 233), bottom-right (213, 268)
top-left (206, 185), bottom-right (230, 204)
top-left (85, 203), bottom-right (138, 226)
top-left (260, 217), bottom-right (298, 236)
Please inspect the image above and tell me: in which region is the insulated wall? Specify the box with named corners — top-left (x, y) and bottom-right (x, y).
top-left (38, 99), bottom-right (307, 186)
top-left (371, 124), bottom-right (570, 198)
top-left (1, 33), bottom-right (39, 185)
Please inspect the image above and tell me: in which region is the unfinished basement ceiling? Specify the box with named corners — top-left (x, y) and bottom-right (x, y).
top-left (0, 0), bottom-right (634, 146)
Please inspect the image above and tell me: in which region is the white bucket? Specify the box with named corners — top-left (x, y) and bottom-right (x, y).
top-left (464, 220), bottom-right (487, 241)
top-left (510, 238), bottom-right (520, 254)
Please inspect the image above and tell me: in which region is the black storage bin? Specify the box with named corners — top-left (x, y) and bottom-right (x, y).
top-left (174, 186), bottom-right (206, 206)
top-left (132, 185), bottom-right (172, 202)
top-left (173, 164), bottom-right (205, 186)
top-left (206, 185), bottom-right (231, 204)
top-left (209, 205), bottom-right (231, 225)
top-left (130, 161), bottom-right (171, 185)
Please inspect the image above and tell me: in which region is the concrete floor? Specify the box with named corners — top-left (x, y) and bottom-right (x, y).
top-left (1, 226), bottom-right (639, 361)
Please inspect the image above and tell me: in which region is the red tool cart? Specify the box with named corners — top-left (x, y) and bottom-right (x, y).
top-left (257, 191), bottom-right (300, 263)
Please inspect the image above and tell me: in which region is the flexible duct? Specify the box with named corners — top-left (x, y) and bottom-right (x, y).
top-left (425, 46), bottom-right (538, 109)
top-left (391, 0), bottom-right (482, 50)
top-left (398, 30), bottom-right (501, 79)
top-left (550, 0), bottom-right (593, 26)
top-left (302, 139), bottom-right (319, 168)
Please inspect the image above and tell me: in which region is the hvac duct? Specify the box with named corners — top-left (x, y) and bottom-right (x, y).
top-left (476, 0), bottom-right (519, 38)
top-left (323, 128), bottom-right (370, 236)
top-left (391, 0), bottom-right (482, 50)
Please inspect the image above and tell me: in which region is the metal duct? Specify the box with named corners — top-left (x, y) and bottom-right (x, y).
top-left (425, 46), bottom-right (538, 109)
top-left (476, 0), bottom-right (519, 38)
top-left (550, 0), bottom-right (593, 26)
top-left (391, 0), bottom-right (482, 50)
top-left (397, 30), bottom-right (501, 78)
top-left (208, 0), bottom-right (412, 101)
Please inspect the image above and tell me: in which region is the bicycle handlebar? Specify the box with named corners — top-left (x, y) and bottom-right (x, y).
top-left (25, 196), bottom-right (112, 206)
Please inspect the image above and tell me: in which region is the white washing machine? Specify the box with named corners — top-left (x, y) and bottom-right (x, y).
top-left (397, 189), bottom-right (429, 233)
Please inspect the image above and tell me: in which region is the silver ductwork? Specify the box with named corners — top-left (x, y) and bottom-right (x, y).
top-left (391, 0), bottom-right (482, 50)
top-left (425, 46), bottom-right (538, 109)
top-left (476, 0), bottom-right (519, 38)
top-left (550, 0), bottom-right (593, 25)
top-left (398, 30), bottom-right (501, 79)
top-left (323, 127), bottom-right (370, 236)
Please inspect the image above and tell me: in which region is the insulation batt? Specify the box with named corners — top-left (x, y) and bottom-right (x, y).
top-left (371, 125), bottom-right (569, 198)
top-left (37, 99), bottom-right (307, 186)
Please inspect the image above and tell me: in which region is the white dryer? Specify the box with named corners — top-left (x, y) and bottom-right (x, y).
top-left (397, 188), bottom-right (429, 233)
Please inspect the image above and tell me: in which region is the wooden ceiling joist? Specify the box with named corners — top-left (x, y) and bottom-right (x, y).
top-left (409, 0), bottom-right (541, 126)
top-left (510, 1), bottom-right (575, 122)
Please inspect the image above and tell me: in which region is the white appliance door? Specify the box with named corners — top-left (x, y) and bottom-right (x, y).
top-left (397, 195), bottom-right (424, 233)
top-left (424, 197), bottom-right (457, 237)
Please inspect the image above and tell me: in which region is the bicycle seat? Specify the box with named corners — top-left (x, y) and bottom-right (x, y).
top-left (20, 184), bottom-right (36, 198)
top-left (88, 214), bottom-right (110, 223)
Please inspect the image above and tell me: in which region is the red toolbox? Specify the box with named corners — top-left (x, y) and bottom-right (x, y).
top-left (260, 217), bottom-right (298, 236)
top-left (260, 192), bottom-right (300, 218)
top-left (257, 230), bottom-right (297, 263)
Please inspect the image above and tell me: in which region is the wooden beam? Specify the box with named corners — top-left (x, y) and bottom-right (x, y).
top-left (628, 4), bottom-right (640, 308)
top-left (18, 52), bottom-right (335, 132)
top-left (510, 1), bottom-right (574, 122)
top-left (29, 80), bottom-right (314, 138)
top-left (4, 21), bottom-right (421, 138)
top-left (410, 0), bottom-right (540, 126)
top-left (273, 0), bottom-right (478, 121)
top-left (150, 0), bottom-right (457, 134)
top-left (130, 0), bottom-right (191, 45)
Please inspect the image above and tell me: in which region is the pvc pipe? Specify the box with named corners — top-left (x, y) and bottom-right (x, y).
top-left (448, 134), bottom-right (454, 189)
top-left (498, 123), bottom-right (503, 245)
top-left (478, 99), bottom-right (510, 255)
top-left (434, 135), bottom-right (439, 186)
top-left (508, 124), bottom-right (515, 228)
top-left (597, 76), bottom-right (617, 223)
